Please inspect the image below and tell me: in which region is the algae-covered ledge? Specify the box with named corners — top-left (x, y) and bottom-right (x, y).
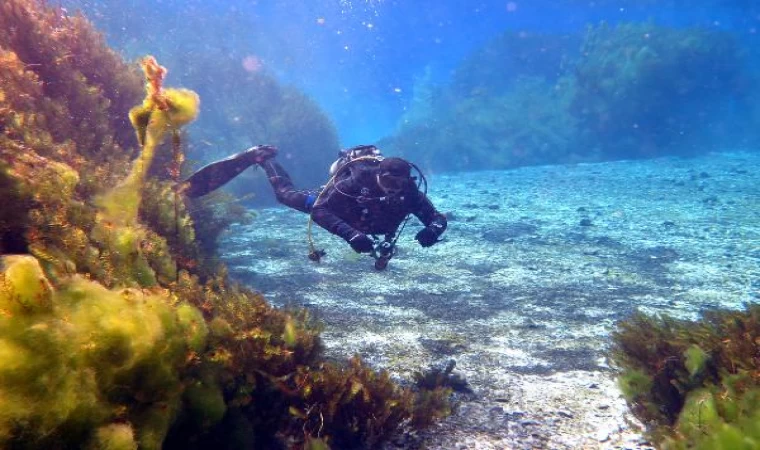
top-left (0, 1), bottom-right (449, 448)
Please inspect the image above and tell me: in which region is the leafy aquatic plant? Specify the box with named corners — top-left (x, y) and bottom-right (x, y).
top-left (1, 0), bottom-right (140, 283)
top-left (0, 0), bottom-right (143, 180)
top-left (611, 304), bottom-right (760, 448)
top-left (285, 356), bottom-right (451, 449)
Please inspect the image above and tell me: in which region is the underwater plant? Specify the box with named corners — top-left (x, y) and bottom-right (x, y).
top-left (284, 356), bottom-right (452, 449)
top-left (0, 0), bottom-right (143, 178)
top-left (611, 304), bottom-right (760, 448)
top-left (0, 1), bottom-right (141, 284)
top-left (0, 254), bottom-right (209, 449)
top-left (98, 55), bottom-right (199, 226)
top-left (92, 54), bottom-right (200, 287)
top-left (0, 2), bottom-right (451, 448)
top-left (381, 30), bottom-right (582, 172)
top-left (449, 31), bottom-right (580, 95)
top-left (0, 0), bottom-right (240, 285)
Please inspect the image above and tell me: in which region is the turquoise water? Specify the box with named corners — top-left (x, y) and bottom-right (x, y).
top-left (59, 0), bottom-right (760, 209)
top-left (23, 0), bottom-right (760, 447)
top-left (63, 0), bottom-right (760, 150)
top-left (217, 150), bottom-right (759, 447)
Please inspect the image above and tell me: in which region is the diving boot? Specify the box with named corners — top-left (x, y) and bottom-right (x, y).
top-left (183, 145), bottom-right (278, 198)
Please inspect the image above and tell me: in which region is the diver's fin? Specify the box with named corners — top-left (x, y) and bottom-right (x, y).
top-left (183, 145), bottom-right (277, 198)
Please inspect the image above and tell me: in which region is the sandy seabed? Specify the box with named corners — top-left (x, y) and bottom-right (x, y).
top-left (220, 150), bottom-right (759, 449)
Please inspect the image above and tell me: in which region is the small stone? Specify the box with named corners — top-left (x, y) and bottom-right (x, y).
top-left (489, 406), bottom-right (505, 415)
top-left (521, 419), bottom-right (541, 426)
top-left (596, 430), bottom-right (610, 442)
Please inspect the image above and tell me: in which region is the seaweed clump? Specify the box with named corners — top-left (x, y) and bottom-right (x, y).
top-left (283, 356), bottom-right (453, 449)
top-left (0, 255), bottom-right (208, 449)
top-left (0, 1), bottom-right (450, 448)
top-left (0, 0), bottom-right (234, 284)
top-left (0, 0), bottom-right (142, 277)
top-left (611, 305), bottom-right (760, 449)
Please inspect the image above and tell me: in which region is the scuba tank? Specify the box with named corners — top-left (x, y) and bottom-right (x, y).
top-left (328, 144), bottom-right (383, 177)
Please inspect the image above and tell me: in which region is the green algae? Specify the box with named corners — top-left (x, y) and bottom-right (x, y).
top-left (0, 255), bottom-right (207, 448)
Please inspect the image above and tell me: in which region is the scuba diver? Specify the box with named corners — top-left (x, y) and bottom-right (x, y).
top-left (183, 144), bottom-right (447, 270)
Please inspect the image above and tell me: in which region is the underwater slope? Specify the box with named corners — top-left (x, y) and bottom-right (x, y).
top-left (220, 150), bottom-right (759, 449)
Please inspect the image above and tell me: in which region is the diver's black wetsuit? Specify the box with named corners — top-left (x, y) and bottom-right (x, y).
top-left (259, 158), bottom-right (447, 243)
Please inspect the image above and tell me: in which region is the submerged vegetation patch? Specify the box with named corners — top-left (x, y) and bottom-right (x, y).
top-left (611, 304), bottom-right (760, 449)
top-left (383, 23), bottom-right (756, 172)
top-left (0, 1), bottom-right (450, 448)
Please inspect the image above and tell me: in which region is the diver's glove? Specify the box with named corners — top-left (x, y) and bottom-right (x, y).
top-left (415, 226), bottom-right (441, 248)
top-left (348, 232), bottom-right (374, 253)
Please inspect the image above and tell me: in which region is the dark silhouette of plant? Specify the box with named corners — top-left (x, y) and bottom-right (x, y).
top-left (572, 22), bottom-right (750, 158)
top-left (382, 24), bottom-right (754, 172)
